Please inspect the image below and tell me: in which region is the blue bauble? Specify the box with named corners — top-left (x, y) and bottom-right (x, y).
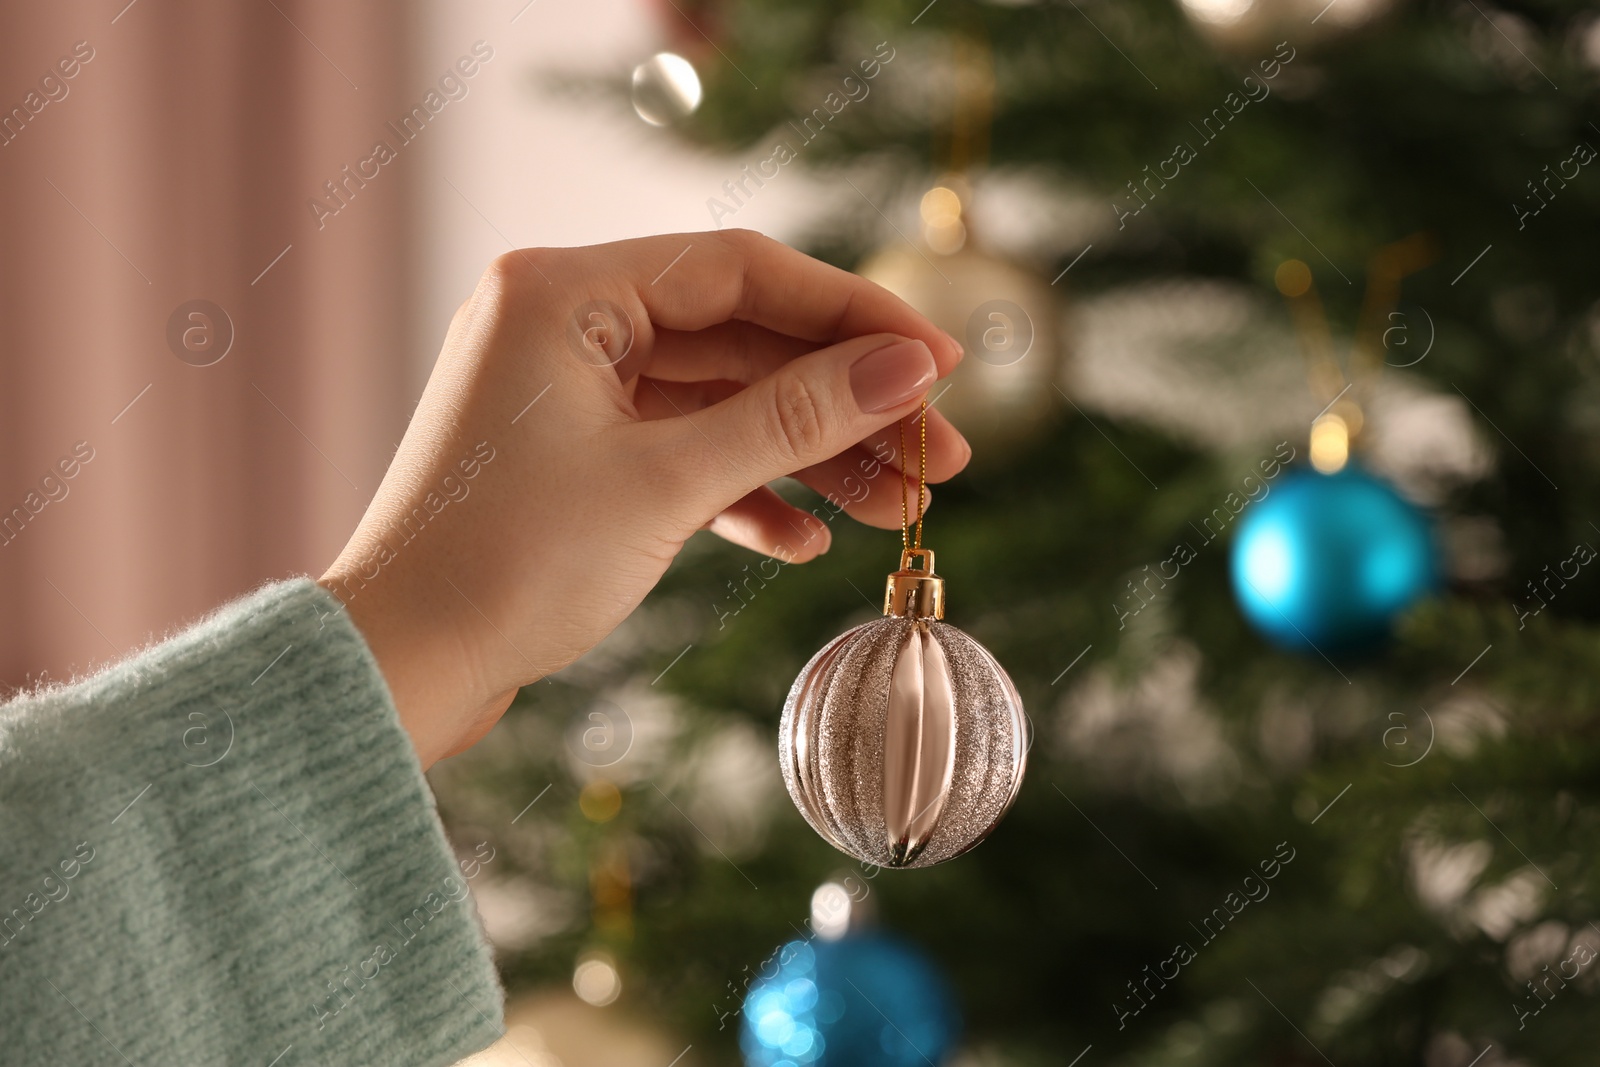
top-left (1230, 464), bottom-right (1438, 654)
top-left (740, 933), bottom-right (959, 1067)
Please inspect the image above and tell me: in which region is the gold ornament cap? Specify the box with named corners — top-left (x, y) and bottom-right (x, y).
top-left (884, 547), bottom-right (945, 619)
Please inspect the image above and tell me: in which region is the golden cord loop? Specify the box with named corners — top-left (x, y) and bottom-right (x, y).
top-left (1274, 233), bottom-right (1438, 406)
top-left (899, 400), bottom-right (930, 553)
top-left (917, 399), bottom-right (928, 548)
top-left (1275, 237), bottom-right (1437, 475)
top-left (899, 416), bottom-right (908, 553)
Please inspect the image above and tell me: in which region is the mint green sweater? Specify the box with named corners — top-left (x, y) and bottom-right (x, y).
top-left (0, 579), bottom-right (504, 1066)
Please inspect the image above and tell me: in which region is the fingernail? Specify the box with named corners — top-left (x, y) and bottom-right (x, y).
top-left (850, 340), bottom-right (936, 414)
top-left (815, 523), bottom-right (833, 554)
top-left (943, 330), bottom-right (964, 357)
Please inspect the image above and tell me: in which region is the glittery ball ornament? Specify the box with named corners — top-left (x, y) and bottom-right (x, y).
top-left (779, 548), bottom-right (1028, 868)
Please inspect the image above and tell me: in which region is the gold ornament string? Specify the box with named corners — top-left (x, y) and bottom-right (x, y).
top-left (1349, 232), bottom-right (1437, 407)
top-left (945, 33), bottom-right (994, 176)
top-left (899, 400), bottom-right (929, 553)
top-left (1275, 235), bottom-right (1437, 473)
top-left (899, 28), bottom-right (979, 555)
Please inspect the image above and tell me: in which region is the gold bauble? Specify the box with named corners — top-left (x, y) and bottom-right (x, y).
top-left (857, 196), bottom-right (1063, 457)
top-left (461, 990), bottom-right (687, 1067)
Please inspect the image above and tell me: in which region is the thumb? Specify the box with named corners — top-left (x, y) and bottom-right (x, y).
top-left (670, 333), bottom-right (938, 509)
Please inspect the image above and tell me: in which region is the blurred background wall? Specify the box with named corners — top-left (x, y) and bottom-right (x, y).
top-left (0, 1), bottom-right (409, 688)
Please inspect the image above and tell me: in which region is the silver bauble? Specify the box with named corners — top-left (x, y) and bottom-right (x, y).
top-left (778, 549), bottom-right (1027, 868)
top-left (630, 52), bottom-right (702, 127)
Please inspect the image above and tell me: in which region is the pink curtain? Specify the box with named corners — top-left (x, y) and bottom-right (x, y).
top-left (0, 2), bottom-right (412, 690)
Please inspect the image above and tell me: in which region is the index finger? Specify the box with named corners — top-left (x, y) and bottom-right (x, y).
top-left (580, 229), bottom-right (964, 373)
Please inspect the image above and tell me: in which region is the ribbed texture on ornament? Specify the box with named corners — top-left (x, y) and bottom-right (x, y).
top-left (778, 616), bottom-right (1027, 868)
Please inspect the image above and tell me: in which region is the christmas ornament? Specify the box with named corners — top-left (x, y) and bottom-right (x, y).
top-left (856, 37), bottom-right (1064, 457)
top-left (779, 415), bottom-right (1027, 868)
top-left (1230, 247), bottom-right (1440, 654)
top-left (1178, 0), bottom-right (1395, 51)
top-left (856, 187), bottom-right (1063, 457)
top-left (473, 990), bottom-right (688, 1067)
top-left (630, 52), bottom-right (702, 127)
top-left (741, 882), bottom-right (959, 1067)
top-left (1230, 462), bottom-right (1438, 654)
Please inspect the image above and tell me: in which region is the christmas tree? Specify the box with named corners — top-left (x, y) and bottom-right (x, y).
top-left (432, 2), bottom-right (1600, 1063)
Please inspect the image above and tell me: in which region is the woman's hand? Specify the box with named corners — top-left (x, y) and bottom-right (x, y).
top-left (319, 230), bottom-right (969, 768)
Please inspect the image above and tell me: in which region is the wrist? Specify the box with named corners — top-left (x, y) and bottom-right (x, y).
top-left (317, 564), bottom-right (491, 769)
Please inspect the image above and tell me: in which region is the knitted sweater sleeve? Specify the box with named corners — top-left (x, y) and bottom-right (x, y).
top-left (0, 578), bottom-right (505, 1067)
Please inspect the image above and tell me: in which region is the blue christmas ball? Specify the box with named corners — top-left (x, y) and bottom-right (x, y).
top-left (740, 933), bottom-right (959, 1067)
top-left (1229, 464), bottom-right (1438, 654)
